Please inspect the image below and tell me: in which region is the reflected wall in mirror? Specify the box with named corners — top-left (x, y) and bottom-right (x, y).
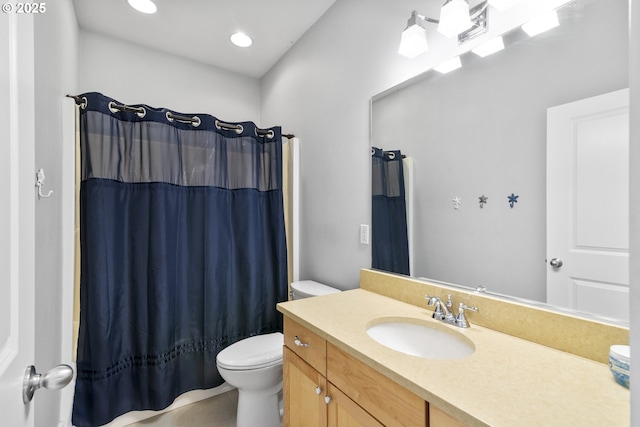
top-left (371, 0), bottom-right (629, 321)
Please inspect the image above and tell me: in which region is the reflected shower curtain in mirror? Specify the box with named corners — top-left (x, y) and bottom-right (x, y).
top-left (72, 92), bottom-right (288, 427)
top-left (371, 148), bottom-right (410, 275)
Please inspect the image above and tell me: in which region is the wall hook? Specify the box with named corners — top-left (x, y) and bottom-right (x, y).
top-left (35, 168), bottom-right (53, 199)
top-left (452, 196), bottom-right (462, 209)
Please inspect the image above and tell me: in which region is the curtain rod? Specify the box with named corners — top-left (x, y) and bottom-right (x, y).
top-left (66, 94), bottom-right (295, 139)
top-left (371, 148), bottom-right (406, 159)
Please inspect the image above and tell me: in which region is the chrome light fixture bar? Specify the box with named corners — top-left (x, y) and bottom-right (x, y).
top-left (398, 0), bottom-right (489, 58)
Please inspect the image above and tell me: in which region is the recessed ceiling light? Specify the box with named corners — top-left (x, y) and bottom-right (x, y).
top-left (128, 0), bottom-right (157, 14)
top-left (230, 32), bottom-right (253, 48)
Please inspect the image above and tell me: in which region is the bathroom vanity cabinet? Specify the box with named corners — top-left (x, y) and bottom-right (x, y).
top-left (283, 317), bottom-right (464, 427)
top-left (278, 281), bottom-right (629, 427)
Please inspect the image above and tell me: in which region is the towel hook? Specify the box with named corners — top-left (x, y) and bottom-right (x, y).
top-left (35, 168), bottom-right (53, 199)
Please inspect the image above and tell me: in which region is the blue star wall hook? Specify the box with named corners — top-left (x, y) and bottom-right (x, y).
top-left (478, 195), bottom-right (488, 208)
top-left (508, 193), bottom-right (519, 208)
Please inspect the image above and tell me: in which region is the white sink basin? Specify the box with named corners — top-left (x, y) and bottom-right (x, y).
top-left (366, 318), bottom-right (475, 360)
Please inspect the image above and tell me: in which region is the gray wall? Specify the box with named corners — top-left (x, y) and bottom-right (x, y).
top-left (371, 0), bottom-right (628, 301)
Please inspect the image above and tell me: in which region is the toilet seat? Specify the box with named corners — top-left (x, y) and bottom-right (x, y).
top-left (216, 332), bottom-right (283, 370)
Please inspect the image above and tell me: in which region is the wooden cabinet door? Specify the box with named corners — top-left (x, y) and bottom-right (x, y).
top-left (327, 343), bottom-right (427, 427)
top-left (430, 405), bottom-right (467, 427)
top-left (327, 382), bottom-right (384, 427)
top-left (284, 347), bottom-right (328, 427)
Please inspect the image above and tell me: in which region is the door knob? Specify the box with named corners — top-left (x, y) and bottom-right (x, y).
top-left (23, 364), bottom-right (74, 403)
top-left (549, 258), bottom-right (563, 268)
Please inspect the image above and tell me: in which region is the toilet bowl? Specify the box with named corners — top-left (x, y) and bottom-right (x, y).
top-left (216, 332), bottom-right (284, 427)
top-left (218, 281), bottom-right (341, 427)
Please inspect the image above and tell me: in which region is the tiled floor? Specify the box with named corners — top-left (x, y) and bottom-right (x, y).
top-left (126, 389), bottom-right (238, 427)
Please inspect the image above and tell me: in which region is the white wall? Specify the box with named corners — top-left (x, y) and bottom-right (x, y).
top-left (77, 31), bottom-right (261, 123)
top-left (260, 0), bottom-right (427, 289)
top-left (33, 1), bottom-right (78, 425)
top-left (259, 0), bottom-right (579, 289)
top-left (629, 0), bottom-right (639, 422)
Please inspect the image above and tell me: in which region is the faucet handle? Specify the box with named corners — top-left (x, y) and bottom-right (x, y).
top-left (459, 302), bottom-right (478, 313)
top-left (455, 303), bottom-right (479, 328)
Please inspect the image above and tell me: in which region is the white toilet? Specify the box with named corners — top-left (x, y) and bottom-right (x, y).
top-left (216, 280), bottom-right (340, 427)
top-left (290, 279), bottom-right (342, 300)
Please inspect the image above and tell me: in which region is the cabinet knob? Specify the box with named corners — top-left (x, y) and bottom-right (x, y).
top-left (324, 395), bottom-right (331, 404)
top-left (294, 335), bottom-right (311, 348)
top-left (315, 386), bottom-right (322, 395)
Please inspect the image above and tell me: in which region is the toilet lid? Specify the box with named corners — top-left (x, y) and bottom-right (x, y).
top-left (291, 280), bottom-right (341, 297)
top-left (216, 332), bottom-right (283, 370)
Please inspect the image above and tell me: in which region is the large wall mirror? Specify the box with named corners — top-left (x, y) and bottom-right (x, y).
top-left (371, 0), bottom-right (629, 323)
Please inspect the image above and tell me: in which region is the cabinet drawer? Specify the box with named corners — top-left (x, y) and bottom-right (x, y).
top-left (284, 317), bottom-right (327, 376)
top-left (327, 343), bottom-right (427, 427)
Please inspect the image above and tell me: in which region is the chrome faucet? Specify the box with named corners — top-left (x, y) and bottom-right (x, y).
top-left (426, 295), bottom-right (456, 325)
top-left (425, 294), bottom-right (478, 328)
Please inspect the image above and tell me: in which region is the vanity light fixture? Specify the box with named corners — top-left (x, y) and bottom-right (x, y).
top-left (521, 9), bottom-right (560, 37)
top-left (438, 0), bottom-right (474, 37)
top-left (398, 1), bottom-right (489, 58)
top-left (471, 35), bottom-right (504, 57)
top-left (487, 0), bottom-right (524, 11)
top-left (127, 0), bottom-right (157, 14)
top-left (230, 32), bottom-right (253, 48)
top-left (398, 11), bottom-right (430, 58)
top-left (434, 56), bottom-right (462, 73)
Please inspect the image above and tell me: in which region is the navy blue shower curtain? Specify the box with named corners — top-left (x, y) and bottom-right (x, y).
top-left (371, 147), bottom-right (410, 275)
top-left (71, 92), bottom-right (288, 427)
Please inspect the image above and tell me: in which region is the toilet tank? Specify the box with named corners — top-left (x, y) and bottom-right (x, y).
top-left (290, 280), bottom-right (341, 300)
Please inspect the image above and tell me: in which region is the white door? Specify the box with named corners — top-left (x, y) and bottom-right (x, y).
top-left (547, 89), bottom-right (629, 321)
top-left (0, 11), bottom-right (36, 427)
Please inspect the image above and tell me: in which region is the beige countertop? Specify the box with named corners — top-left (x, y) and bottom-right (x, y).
top-left (277, 288), bottom-right (630, 427)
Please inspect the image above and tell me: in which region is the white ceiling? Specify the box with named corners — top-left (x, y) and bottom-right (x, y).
top-left (72, 0), bottom-right (337, 79)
